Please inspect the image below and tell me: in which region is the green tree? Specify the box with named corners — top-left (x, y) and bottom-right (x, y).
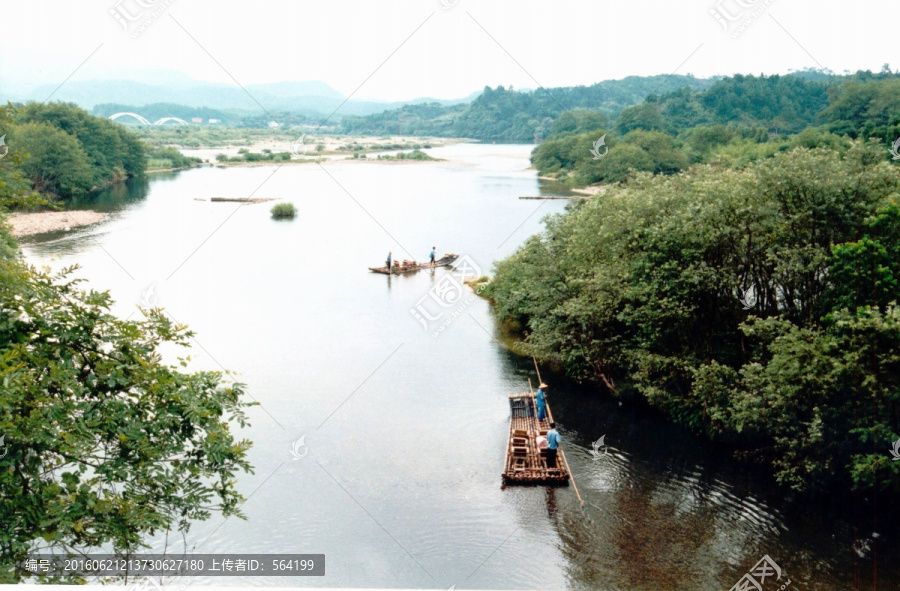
top-left (615, 103), bottom-right (665, 135)
top-left (17, 102), bottom-right (147, 188)
top-left (0, 261), bottom-right (254, 582)
top-left (0, 104), bottom-right (46, 212)
top-left (12, 122), bottom-right (94, 198)
top-left (549, 109), bottom-right (609, 138)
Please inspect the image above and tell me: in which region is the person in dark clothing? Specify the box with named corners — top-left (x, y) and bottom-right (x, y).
top-left (546, 422), bottom-right (561, 469)
top-left (386, 251), bottom-right (392, 271)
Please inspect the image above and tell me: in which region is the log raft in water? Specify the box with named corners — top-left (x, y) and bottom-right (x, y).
top-left (369, 253), bottom-right (459, 274)
top-left (502, 391), bottom-right (570, 485)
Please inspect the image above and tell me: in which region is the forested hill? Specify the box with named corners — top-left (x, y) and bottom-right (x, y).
top-left (532, 68), bottom-right (900, 187)
top-left (340, 74), bottom-right (714, 141)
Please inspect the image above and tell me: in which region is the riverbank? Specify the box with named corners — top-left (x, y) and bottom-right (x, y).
top-left (175, 134), bottom-right (462, 164)
top-left (5, 210), bottom-right (106, 237)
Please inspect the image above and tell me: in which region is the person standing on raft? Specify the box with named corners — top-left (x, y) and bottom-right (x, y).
top-left (429, 246), bottom-right (436, 266)
top-left (546, 422), bottom-right (561, 468)
top-left (386, 251), bottom-right (392, 271)
top-left (536, 382), bottom-right (548, 422)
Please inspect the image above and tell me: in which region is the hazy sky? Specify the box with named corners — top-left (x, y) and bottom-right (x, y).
top-left (0, 0), bottom-right (896, 101)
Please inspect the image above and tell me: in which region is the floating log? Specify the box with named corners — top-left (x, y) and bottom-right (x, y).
top-left (368, 253), bottom-right (459, 275)
top-left (208, 197), bottom-right (278, 204)
top-left (502, 392), bottom-right (569, 485)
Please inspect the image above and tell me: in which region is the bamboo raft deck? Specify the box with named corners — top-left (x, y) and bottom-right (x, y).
top-left (369, 253), bottom-right (459, 275)
top-left (502, 392), bottom-right (569, 485)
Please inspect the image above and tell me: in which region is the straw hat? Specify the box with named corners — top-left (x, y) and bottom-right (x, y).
top-left (539, 383), bottom-right (548, 389)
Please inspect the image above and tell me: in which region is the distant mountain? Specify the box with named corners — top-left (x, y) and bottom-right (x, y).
top-left (13, 76), bottom-right (479, 119)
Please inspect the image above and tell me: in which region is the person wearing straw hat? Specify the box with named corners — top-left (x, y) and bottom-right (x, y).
top-left (536, 382), bottom-right (548, 422)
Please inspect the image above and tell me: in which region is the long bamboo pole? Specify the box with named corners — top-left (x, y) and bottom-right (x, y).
top-left (529, 362), bottom-right (584, 507)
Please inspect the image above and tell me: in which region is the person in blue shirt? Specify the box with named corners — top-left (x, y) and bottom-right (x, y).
top-left (536, 383), bottom-right (548, 422)
top-left (386, 251), bottom-right (392, 271)
top-left (546, 422), bottom-right (561, 469)
top-left (429, 246), bottom-right (436, 266)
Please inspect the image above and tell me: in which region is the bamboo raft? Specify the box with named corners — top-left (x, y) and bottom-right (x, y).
top-left (368, 253), bottom-right (459, 275)
top-left (502, 392), bottom-right (569, 485)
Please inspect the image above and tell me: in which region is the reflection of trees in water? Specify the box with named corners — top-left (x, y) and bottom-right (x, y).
top-left (68, 173), bottom-right (154, 212)
top-left (548, 461), bottom-right (724, 589)
top-left (543, 439), bottom-right (790, 589)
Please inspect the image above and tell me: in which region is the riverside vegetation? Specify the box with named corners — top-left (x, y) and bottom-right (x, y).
top-left (487, 115), bottom-right (900, 507)
top-left (1, 106), bottom-right (253, 582)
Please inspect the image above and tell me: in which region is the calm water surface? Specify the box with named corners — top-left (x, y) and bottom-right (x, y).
top-left (21, 144), bottom-right (897, 590)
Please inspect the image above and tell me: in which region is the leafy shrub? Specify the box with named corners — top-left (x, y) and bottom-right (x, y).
top-left (270, 202), bottom-right (296, 219)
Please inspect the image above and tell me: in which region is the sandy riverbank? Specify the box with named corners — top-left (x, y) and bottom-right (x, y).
top-left (180, 135), bottom-right (462, 164)
top-left (6, 210), bottom-right (107, 237)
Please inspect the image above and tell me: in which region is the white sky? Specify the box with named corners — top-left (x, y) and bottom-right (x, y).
top-left (0, 0), bottom-right (896, 101)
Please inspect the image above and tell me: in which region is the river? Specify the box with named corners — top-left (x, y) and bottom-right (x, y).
top-left (20, 144), bottom-right (897, 590)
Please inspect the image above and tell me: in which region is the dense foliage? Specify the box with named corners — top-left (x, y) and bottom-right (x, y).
top-left (146, 146), bottom-right (202, 170)
top-left (486, 143), bottom-right (900, 500)
top-left (1, 102), bottom-right (146, 201)
top-left (341, 75), bottom-right (711, 141)
top-left (533, 69), bottom-right (900, 186)
top-left (0, 104), bottom-right (47, 214)
top-left (0, 245), bottom-right (254, 581)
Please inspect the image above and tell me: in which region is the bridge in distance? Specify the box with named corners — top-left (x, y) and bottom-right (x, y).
top-left (108, 112), bottom-right (190, 125)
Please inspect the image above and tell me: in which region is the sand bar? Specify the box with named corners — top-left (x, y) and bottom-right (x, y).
top-left (6, 210), bottom-right (107, 237)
